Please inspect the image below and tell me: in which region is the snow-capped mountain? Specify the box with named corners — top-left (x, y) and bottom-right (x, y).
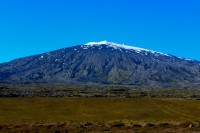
top-left (1, 41), bottom-right (200, 88)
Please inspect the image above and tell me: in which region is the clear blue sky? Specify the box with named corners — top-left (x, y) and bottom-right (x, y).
top-left (0, 0), bottom-right (200, 63)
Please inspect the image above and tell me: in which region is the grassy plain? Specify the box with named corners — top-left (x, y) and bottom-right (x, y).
top-left (0, 98), bottom-right (200, 124)
top-left (1, 98), bottom-right (200, 132)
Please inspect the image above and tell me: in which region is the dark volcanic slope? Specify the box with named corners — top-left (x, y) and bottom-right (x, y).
top-left (1, 41), bottom-right (200, 88)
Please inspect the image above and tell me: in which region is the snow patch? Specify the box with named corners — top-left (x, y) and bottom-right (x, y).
top-left (179, 57), bottom-right (194, 61)
top-left (39, 56), bottom-right (44, 59)
top-left (83, 40), bottom-right (170, 57)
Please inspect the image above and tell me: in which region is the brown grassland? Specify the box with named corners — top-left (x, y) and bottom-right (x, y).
top-left (1, 98), bottom-right (200, 132)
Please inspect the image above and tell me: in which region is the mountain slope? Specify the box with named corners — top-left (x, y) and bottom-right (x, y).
top-left (1, 41), bottom-right (200, 88)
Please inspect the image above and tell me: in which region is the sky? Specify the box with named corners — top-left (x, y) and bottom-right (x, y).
top-left (0, 0), bottom-right (200, 63)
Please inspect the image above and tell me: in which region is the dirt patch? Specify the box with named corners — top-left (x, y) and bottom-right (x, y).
top-left (1, 121), bottom-right (200, 133)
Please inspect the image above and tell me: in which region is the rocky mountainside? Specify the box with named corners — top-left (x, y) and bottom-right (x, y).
top-left (1, 41), bottom-right (200, 88)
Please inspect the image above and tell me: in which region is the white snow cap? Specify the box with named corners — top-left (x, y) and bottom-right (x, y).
top-left (84, 40), bottom-right (170, 56)
top-left (85, 40), bottom-right (148, 51)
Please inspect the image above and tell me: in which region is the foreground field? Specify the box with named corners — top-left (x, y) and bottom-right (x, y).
top-left (1, 98), bottom-right (200, 132)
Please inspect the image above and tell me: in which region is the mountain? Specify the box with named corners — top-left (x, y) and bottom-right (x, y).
top-left (1, 41), bottom-right (200, 88)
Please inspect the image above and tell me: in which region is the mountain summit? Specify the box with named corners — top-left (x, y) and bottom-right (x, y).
top-left (1, 41), bottom-right (200, 88)
top-left (84, 41), bottom-right (169, 56)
